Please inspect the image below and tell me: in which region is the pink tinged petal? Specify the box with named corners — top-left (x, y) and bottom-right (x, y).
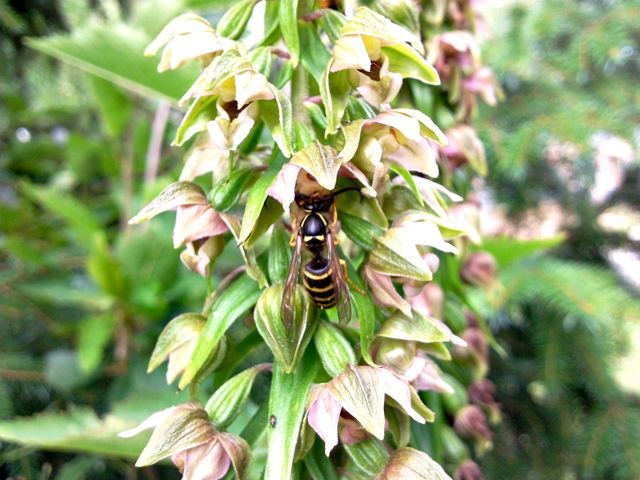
top-left (370, 112), bottom-right (422, 142)
top-left (339, 163), bottom-right (377, 197)
top-left (331, 35), bottom-right (371, 72)
top-left (402, 355), bottom-right (428, 383)
top-left (179, 138), bottom-right (229, 182)
top-left (173, 204), bottom-right (228, 248)
top-left (328, 366), bottom-right (386, 440)
top-left (217, 433), bottom-right (250, 479)
top-left (394, 219), bottom-right (458, 254)
top-left (413, 356), bottom-right (454, 393)
top-left (411, 176), bottom-right (463, 218)
top-left (308, 387), bottom-right (342, 456)
top-left (267, 163), bottom-right (301, 214)
top-left (166, 339), bottom-right (197, 384)
top-left (387, 137), bottom-right (439, 178)
top-left (363, 264), bottom-right (412, 317)
top-left (356, 69), bottom-right (403, 108)
top-left (118, 406), bottom-right (177, 438)
top-left (433, 318), bottom-right (467, 347)
top-left (378, 368), bottom-right (426, 423)
top-left (162, 31), bottom-right (223, 71)
top-left (182, 439), bottom-right (231, 480)
top-left (234, 71), bottom-right (274, 108)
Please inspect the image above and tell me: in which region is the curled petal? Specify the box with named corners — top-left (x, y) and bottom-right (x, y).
top-left (180, 136), bottom-right (230, 182)
top-left (378, 368), bottom-right (426, 423)
top-left (332, 34), bottom-right (371, 72)
top-left (234, 70), bottom-right (275, 108)
top-left (363, 264), bottom-right (412, 316)
top-left (267, 163), bottom-right (301, 213)
top-left (339, 163), bottom-right (377, 197)
top-left (308, 387), bottom-right (343, 456)
top-left (173, 204), bottom-right (229, 248)
top-left (181, 439), bottom-right (231, 480)
top-left (119, 406), bottom-right (177, 438)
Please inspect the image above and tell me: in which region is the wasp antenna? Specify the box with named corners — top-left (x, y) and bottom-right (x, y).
top-left (332, 186), bottom-right (362, 197)
top-left (408, 170), bottom-right (430, 180)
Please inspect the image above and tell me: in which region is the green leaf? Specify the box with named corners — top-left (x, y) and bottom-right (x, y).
top-left (261, 86), bottom-right (294, 157)
top-left (26, 21), bottom-right (198, 103)
top-left (264, 353), bottom-right (319, 480)
top-left (384, 43), bottom-right (440, 85)
top-left (479, 235), bottom-right (565, 268)
top-left (321, 64), bottom-right (351, 135)
top-left (390, 164), bottom-right (424, 207)
top-left (268, 223), bottom-right (293, 284)
top-left (278, 0), bottom-right (299, 66)
top-left (205, 364), bottom-right (270, 429)
top-left (77, 313), bottom-right (116, 374)
top-left (339, 212), bottom-right (384, 250)
top-left (318, 9), bottom-right (346, 43)
top-left (303, 440), bottom-right (340, 480)
top-left (21, 183), bottom-right (103, 248)
top-left (299, 22), bottom-right (331, 83)
top-left (179, 274), bottom-right (261, 390)
top-left (174, 95), bottom-right (217, 146)
top-left (89, 75), bottom-right (132, 138)
top-left (86, 234), bottom-right (128, 299)
top-left (217, 0), bottom-right (259, 40)
top-left (239, 152), bottom-right (286, 242)
top-left (0, 406), bottom-right (147, 458)
top-left (342, 256), bottom-right (376, 365)
top-left (314, 321), bottom-right (357, 377)
top-left (378, 312), bottom-right (449, 344)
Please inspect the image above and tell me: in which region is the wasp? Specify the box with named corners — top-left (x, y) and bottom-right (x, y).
top-left (281, 188), bottom-right (356, 327)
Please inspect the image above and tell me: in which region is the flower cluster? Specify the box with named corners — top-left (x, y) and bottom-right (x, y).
top-left (124, 1), bottom-right (501, 478)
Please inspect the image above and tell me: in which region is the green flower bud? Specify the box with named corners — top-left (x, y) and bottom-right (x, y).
top-left (440, 425), bottom-right (470, 466)
top-left (344, 438), bottom-right (390, 477)
top-left (208, 167), bottom-right (256, 212)
top-left (375, 338), bottom-right (416, 374)
top-left (314, 321), bottom-right (357, 377)
top-left (205, 363), bottom-right (271, 429)
top-left (254, 284), bottom-right (317, 373)
top-left (441, 374), bottom-right (469, 415)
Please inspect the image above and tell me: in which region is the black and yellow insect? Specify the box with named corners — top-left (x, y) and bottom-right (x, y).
top-left (281, 189), bottom-right (352, 327)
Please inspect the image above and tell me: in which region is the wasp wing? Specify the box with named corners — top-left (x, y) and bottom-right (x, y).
top-left (326, 229), bottom-right (352, 324)
top-left (281, 231), bottom-right (303, 330)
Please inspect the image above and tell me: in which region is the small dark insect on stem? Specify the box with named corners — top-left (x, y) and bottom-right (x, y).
top-left (269, 415), bottom-right (277, 428)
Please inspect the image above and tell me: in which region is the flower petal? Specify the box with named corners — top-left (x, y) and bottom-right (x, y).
top-left (307, 386), bottom-right (343, 456)
top-left (266, 163), bottom-right (301, 213)
top-left (378, 368), bottom-right (426, 423)
top-left (118, 406), bottom-right (176, 439)
top-left (363, 264), bottom-right (412, 316)
top-left (173, 204), bottom-right (229, 248)
top-left (328, 365), bottom-right (386, 440)
top-left (331, 34), bottom-right (371, 72)
top-left (182, 439), bottom-right (231, 480)
top-left (129, 182), bottom-right (207, 224)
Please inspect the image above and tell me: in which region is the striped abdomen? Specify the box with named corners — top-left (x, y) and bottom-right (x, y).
top-left (302, 257), bottom-right (336, 309)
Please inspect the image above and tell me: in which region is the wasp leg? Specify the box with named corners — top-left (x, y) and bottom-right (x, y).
top-left (289, 217), bottom-right (299, 247)
top-left (339, 259), bottom-right (366, 295)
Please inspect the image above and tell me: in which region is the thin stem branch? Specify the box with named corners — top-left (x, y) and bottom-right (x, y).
top-left (144, 102), bottom-right (171, 186)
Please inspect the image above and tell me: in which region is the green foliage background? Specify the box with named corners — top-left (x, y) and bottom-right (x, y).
top-left (0, 0), bottom-right (638, 478)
